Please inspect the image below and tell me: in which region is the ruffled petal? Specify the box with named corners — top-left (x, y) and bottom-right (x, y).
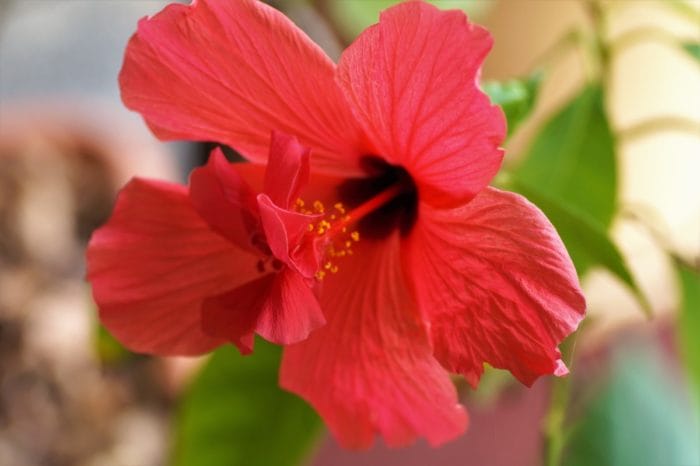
top-left (280, 233), bottom-right (467, 449)
top-left (337, 1), bottom-right (505, 206)
top-left (202, 267), bottom-right (324, 352)
top-left (120, 0), bottom-right (364, 173)
top-left (404, 187), bottom-right (586, 387)
top-left (87, 178), bottom-right (260, 356)
top-left (264, 131), bottom-right (310, 208)
top-left (257, 194), bottom-right (319, 277)
top-left (189, 148), bottom-right (259, 253)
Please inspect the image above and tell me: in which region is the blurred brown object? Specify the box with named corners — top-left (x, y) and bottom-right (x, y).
top-left (0, 104), bottom-right (177, 466)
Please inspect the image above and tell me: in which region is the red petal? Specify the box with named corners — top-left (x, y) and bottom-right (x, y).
top-left (256, 267), bottom-right (325, 345)
top-left (201, 273), bottom-right (275, 355)
top-left (87, 179), bottom-right (260, 356)
top-left (337, 2), bottom-right (505, 206)
top-left (202, 268), bottom-right (324, 350)
top-left (280, 234), bottom-right (467, 448)
top-left (264, 131), bottom-right (310, 208)
top-left (120, 0), bottom-right (364, 173)
top-left (405, 187), bottom-right (586, 387)
top-left (257, 194), bottom-right (319, 277)
top-left (189, 148), bottom-right (259, 253)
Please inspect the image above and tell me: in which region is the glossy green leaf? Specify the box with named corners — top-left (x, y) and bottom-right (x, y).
top-left (174, 341), bottom-right (323, 466)
top-left (682, 42), bottom-right (700, 62)
top-left (483, 72), bottom-right (542, 137)
top-left (677, 261), bottom-right (700, 398)
top-left (511, 180), bottom-right (650, 315)
top-left (516, 85), bottom-right (616, 230)
top-left (563, 346), bottom-right (700, 466)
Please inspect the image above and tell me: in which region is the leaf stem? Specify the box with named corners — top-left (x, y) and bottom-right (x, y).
top-left (618, 116), bottom-right (700, 142)
top-left (609, 25), bottom-right (694, 55)
top-left (543, 333), bottom-right (579, 466)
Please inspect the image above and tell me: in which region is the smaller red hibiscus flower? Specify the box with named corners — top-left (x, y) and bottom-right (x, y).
top-left (88, 131), bottom-right (325, 355)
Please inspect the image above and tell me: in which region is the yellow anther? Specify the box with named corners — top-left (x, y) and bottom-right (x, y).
top-left (304, 198), bottom-right (363, 281)
top-left (316, 220), bottom-right (332, 235)
top-left (295, 198), bottom-right (305, 207)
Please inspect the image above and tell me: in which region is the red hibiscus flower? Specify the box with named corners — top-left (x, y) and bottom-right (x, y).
top-left (88, 0), bottom-right (586, 448)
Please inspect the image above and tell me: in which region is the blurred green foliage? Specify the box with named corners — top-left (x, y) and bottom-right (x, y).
top-left (683, 42), bottom-right (700, 62)
top-left (94, 321), bottom-right (132, 364)
top-left (677, 262), bottom-right (700, 401)
top-left (564, 347), bottom-right (700, 466)
top-left (325, 0), bottom-right (494, 41)
top-left (173, 340), bottom-right (322, 466)
top-left (516, 86), bottom-right (616, 232)
top-left (483, 72), bottom-right (542, 138)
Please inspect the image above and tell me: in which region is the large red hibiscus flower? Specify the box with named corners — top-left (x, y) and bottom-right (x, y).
top-left (88, 0), bottom-right (586, 448)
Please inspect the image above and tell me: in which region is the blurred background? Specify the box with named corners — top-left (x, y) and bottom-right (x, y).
top-left (0, 1), bottom-right (699, 465)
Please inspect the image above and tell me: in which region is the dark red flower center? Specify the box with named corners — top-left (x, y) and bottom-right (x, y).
top-left (337, 156), bottom-right (418, 239)
top-left (292, 157), bottom-right (418, 280)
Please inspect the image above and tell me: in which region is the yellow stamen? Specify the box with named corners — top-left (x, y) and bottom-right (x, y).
top-left (299, 184), bottom-right (406, 282)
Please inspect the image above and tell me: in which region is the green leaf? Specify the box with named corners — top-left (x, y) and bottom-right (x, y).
top-left (326, 0), bottom-right (495, 41)
top-left (515, 85), bottom-right (616, 230)
top-left (677, 261), bottom-right (700, 398)
top-left (511, 180), bottom-right (651, 315)
top-left (682, 42), bottom-right (700, 62)
top-left (174, 341), bottom-right (323, 466)
top-left (94, 322), bottom-right (132, 364)
top-left (483, 72), bottom-right (543, 137)
top-left (563, 346), bottom-right (700, 466)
